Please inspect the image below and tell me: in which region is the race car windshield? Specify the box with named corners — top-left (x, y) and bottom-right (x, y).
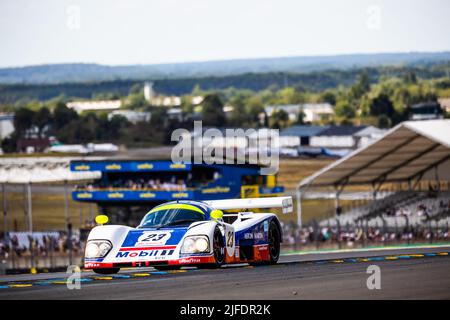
top-left (138, 208), bottom-right (206, 228)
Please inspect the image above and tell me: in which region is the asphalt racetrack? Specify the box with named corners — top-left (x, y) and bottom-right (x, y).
top-left (0, 246), bottom-right (449, 299)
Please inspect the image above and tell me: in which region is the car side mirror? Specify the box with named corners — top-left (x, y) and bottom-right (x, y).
top-left (95, 215), bottom-right (109, 225)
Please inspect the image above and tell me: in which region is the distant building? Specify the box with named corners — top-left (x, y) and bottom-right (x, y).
top-left (265, 104), bottom-right (302, 122)
top-left (17, 138), bottom-right (50, 153)
top-left (167, 108), bottom-right (183, 122)
top-left (49, 142), bottom-right (119, 154)
top-left (144, 80), bottom-right (203, 108)
top-left (223, 105), bottom-right (234, 119)
top-left (265, 103), bottom-right (334, 123)
top-left (279, 125), bottom-right (329, 147)
top-left (310, 125), bottom-right (369, 149)
top-left (192, 96), bottom-right (204, 105)
top-left (149, 95), bottom-right (204, 108)
top-left (300, 103), bottom-right (335, 123)
top-left (150, 96), bottom-right (182, 107)
top-left (408, 102), bottom-right (444, 120)
top-left (144, 82), bottom-right (155, 102)
top-left (0, 113), bottom-right (14, 140)
top-left (67, 100), bottom-right (122, 114)
top-left (353, 126), bottom-right (387, 148)
top-left (108, 110), bottom-right (151, 124)
top-left (438, 98), bottom-right (450, 113)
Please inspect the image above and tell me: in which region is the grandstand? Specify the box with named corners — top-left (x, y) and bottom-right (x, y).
top-left (297, 120), bottom-right (450, 230)
top-left (70, 159), bottom-right (284, 225)
top-left (320, 190), bottom-right (450, 228)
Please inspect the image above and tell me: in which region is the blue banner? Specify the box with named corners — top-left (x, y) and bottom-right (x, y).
top-left (71, 160), bottom-right (192, 172)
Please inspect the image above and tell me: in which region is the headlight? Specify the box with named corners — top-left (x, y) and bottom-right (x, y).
top-left (194, 238), bottom-right (208, 252)
top-left (85, 240), bottom-right (112, 258)
top-left (181, 236), bottom-right (209, 254)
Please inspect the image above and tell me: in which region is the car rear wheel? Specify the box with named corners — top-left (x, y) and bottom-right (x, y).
top-left (267, 221), bottom-right (281, 264)
top-left (250, 220), bottom-right (281, 266)
top-left (93, 268), bottom-right (120, 275)
top-left (197, 227), bottom-right (224, 269)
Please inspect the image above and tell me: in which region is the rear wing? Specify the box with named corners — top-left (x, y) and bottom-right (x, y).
top-left (203, 196), bottom-right (293, 214)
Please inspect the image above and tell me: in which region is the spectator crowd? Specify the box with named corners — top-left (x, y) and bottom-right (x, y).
top-left (280, 221), bottom-right (450, 248)
top-left (0, 232), bottom-right (85, 261)
top-left (75, 176), bottom-right (188, 192)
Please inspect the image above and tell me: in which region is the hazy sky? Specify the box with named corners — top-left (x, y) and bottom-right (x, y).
top-left (1, 0), bottom-right (450, 67)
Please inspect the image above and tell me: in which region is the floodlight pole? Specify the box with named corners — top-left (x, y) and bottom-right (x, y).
top-left (27, 183), bottom-right (33, 233)
top-left (64, 180), bottom-right (69, 232)
top-left (296, 187), bottom-right (302, 228)
top-left (334, 190), bottom-right (340, 210)
top-left (89, 203), bottom-right (94, 222)
top-left (434, 166), bottom-right (440, 191)
top-left (2, 184), bottom-right (7, 242)
top-left (334, 181), bottom-right (347, 215)
top-left (297, 181), bottom-right (312, 228)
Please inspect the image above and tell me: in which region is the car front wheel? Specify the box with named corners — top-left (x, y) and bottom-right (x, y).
top-left (197, 227), bottom-right (224, 269)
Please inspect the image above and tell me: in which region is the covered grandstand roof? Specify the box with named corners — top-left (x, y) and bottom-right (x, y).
top-left (0, 157), bottom-right (101, 184)
top-left (299, 120), bottom-right (450, 188)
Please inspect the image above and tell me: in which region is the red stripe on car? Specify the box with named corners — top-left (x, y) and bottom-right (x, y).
top-left (119, 245), bottom-right (177, 251)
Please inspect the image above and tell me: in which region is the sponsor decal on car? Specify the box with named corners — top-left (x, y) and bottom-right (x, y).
top-left (177, 256), bottom-right (214, 264)
top-left (115, 249), bottom-right (175, 259)
top-left (244, 233), bottom-right (253, 239)
top-left (178, 257), bottom-right (202, 264)
top-left (85, 262), bottom-right (113, 268)
top-left (254, 232), bottom-right (264, 240)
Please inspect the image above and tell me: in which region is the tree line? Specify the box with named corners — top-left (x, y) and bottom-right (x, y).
top-left (1, 102), bottom-right (169, 152)
top-left (0, 64), bottom-right (449, 105)
top-left (1, 68), bottom-right (449, 152)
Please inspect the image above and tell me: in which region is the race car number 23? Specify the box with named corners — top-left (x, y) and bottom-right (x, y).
top-left (136, 231), bottom-right (171, 246)
top-left (142, 233), bottom-right (166, 242)
top-left (226, 230), bottom-right (234, 248)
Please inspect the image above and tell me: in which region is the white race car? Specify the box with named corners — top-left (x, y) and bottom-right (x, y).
top-left (84, 196), bottom-right (292, 274)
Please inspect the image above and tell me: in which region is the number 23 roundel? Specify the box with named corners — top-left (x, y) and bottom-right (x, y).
top-left (136, 231), bottom-right (171, 246)
top-left (224, 225), bottom-right (235, 257)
